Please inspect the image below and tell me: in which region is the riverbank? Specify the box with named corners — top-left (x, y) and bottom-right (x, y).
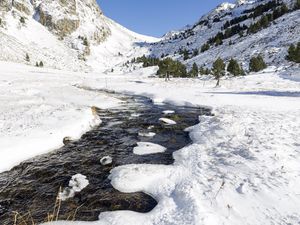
top-left (0, 61), bottom-right (121, 172)
top-left (1, 61), bottom-right (300, 225)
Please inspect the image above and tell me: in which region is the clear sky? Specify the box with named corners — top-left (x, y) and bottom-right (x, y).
top-left (98, 0), bottom-right (235, 37)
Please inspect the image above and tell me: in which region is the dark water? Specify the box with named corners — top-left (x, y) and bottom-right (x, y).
top-left (0, 91), bottom-right (211, 224)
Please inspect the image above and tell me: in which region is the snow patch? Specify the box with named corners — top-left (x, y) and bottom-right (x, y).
top-left (59, 174), bottom-right (89, 201)
top-left (133, 142), bottom-right (167, 155)
top-left (159, 118), bottom-right (177, 125)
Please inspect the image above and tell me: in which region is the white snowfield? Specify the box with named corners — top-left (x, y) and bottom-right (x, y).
top-left (34, 64), bottom-right (300, 225)
top-left (1, 61), bottom-right (300, 225)
top-left (0, 61), bottom-right (121, 172)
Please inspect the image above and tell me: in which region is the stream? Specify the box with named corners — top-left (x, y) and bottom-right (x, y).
top-left (0, 90), bottom-right (212, 224)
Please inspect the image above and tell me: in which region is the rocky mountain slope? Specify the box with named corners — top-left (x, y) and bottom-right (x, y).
top-left (149, 0), bottom-right (300, 70)
top-left (0, 0), bottom-right (156, 72)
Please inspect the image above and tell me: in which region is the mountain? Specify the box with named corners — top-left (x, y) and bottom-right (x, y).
top-left (0, 0), bottom-right (157, 72)
top-left (149, 0), bottom-right (300, 70)
top-left (0, 0), bottom-right (299, 73)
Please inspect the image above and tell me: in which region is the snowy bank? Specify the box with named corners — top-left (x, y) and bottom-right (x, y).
top-left (0, 61), bottom-right (121, 172)
top-left (42, 66), bottom-right (300, 225)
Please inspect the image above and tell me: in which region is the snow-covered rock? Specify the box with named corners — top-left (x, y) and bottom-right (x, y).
top-left (100, 156), bottom-right (113, 166)
top-left (133, 142), bottom-right (167, 155)
top-left (59, 174), bottom-right (89, 201)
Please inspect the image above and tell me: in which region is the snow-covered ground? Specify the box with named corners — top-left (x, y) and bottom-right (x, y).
top-left (0, 61), bottom-right (121, 172)
top-left (1, 60), bottom-right (300, 225)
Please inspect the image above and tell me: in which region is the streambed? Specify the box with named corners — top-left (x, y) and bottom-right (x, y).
top-left (0, 90), bottom-right (211, 224)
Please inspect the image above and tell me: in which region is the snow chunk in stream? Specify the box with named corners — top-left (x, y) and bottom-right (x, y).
top-left (138, 132), bottom-right (156, 137)
top-left (163, 110), bottom-right (175, 115)
top-left (133, 142), bottom-right (166, 155)
top-left (58, 174), bottom-right (89, 201)
top-left (100, 156), bottom-right (113, 166)
top-left (159, 118), bottom-right (177, 125)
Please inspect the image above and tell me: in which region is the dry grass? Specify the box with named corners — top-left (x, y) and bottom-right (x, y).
top-left (13, 187), bottom-right (84, 225)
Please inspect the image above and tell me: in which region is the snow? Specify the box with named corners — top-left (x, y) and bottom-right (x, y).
top-left (150, 1), bottom-right (300, 69)
top-left (163, 110), bottom-right (175, 115)
top-left (138, 132), bottom-right (156, 137)
top-left (133, 142), bottom-right (167, 155)
top-left (40, 65), bottom-right (300, 225)
top-left (1, 0), bottom-right (300, 224)
top-left (0, 61), bottom-right (121, 172)
top-left (100, 156), bottom-right (113, 166)
top-left (159, 118), bottom-right (177, 125)
top-left (2, 54), bottom-right (299, 225)
top-left (0, 4), bottom-right (159, 73)
top-left (59, 174), bottom-right (89, 201)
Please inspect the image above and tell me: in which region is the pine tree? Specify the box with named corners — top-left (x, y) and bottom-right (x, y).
top-left (260, 15), bottom-right (269, 28)
top-left (39, 61), bottom-right (44, 67)
top-left (35, 62), bottom-right (39, 67)
top-left (193, 49), bottom-right (199, 57)
top-left (189, 63), bottom-right (199, 77)
top-left (280, 4), bottom-right (289, 15)
top-left (83, 38), bottom-right (89, 46)
top-left (249, 55), bottom-right (267, 72)
top-left (20, 17), bottom-right (25, 24)
top-left (183, 49), bottom-right (189, 60)
top-left (212, 57), bottom-right (225, 86)
top-left (295, 0), bottom-right (300, 9)
top-left (201, 43), bottom-right (210, 52)
top-left (227, 58), bottom-right (245, 76)
top-left (215, 38), bottom-right (223, 46)
top-left (25, 53), bottom-right (30, 62)
top-left (286, 42), bottom-right (300, 63)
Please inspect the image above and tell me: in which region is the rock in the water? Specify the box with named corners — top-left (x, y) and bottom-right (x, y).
top-left (100, 156), bottom-right (113, 166)
top-left (59, 174), bottom-right (89, 201)
top-left (63, 136), bottom-right (72, 145)
top-left (159, 118), bottom-right (177, 125)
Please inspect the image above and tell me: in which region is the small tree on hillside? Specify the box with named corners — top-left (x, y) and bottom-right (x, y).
top-left (189, 63), bottom-right (199, 77)
top-left (295, 0), bottom-right (300, 9)
top-left (39, 61), bottom-right (44, 67)
top-left (201, 43), bottom-right (210, 52)
top-left (286, 42), bottom-right (300, 63)
top-left (183, 49), bottom-right (189, 60)
top-left (249, 55), bottom-right (267, 72)
top-left (213, 57), bottom-right (225, 86)
top-left (25, 53), bottom-right (30, 62)
top-left (20, 16), bottom-right (25, 24)
top-left (227, 58), bottom-right (245, 76)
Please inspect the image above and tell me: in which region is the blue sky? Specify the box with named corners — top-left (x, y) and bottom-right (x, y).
top-left (98, 0), bottom-right (235, 37)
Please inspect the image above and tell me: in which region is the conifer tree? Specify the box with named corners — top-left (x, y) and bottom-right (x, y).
top-left (183, 49), bottom-right (189, 60)
top-left (212, 57), bottom-right (225, 86)
top-left (20, 17), bottom-right (25, 24)
top-left (249, 55), bottom-right (267, 72)
top-left (201, 43), bottom-right (210, 52)
top-left (286, 42), bottom-right (300, 63)
top-left (227, 58), bottom-right (245, 76)
top-left (189, 63), bottom-right (199, 77)
top-left (295, 0), bottom-right (300, 9)
top-left (25, 53), bottom-right (30, 62)
top-left (39, 61), bottom-right (44, 67)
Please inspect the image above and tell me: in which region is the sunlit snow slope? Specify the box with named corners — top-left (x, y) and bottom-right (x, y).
top-left (0, 0), bottom-right (158, 72)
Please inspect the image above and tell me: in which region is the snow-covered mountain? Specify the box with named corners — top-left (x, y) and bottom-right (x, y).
top-left (0, 0), bottom-right (157, 72)
top-left (0, 0), bottom-right (299, 72)
top-left (149, 0), bottom-right (300, 69)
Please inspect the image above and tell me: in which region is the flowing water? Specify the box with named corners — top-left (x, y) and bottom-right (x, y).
top-left (0, 90), bottom-right (211, 224)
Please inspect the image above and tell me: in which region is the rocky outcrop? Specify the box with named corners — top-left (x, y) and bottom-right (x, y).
top-left (35, 0), bottom-right (110, 41)
top-left (0, 0), bottom-right (31, 14)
